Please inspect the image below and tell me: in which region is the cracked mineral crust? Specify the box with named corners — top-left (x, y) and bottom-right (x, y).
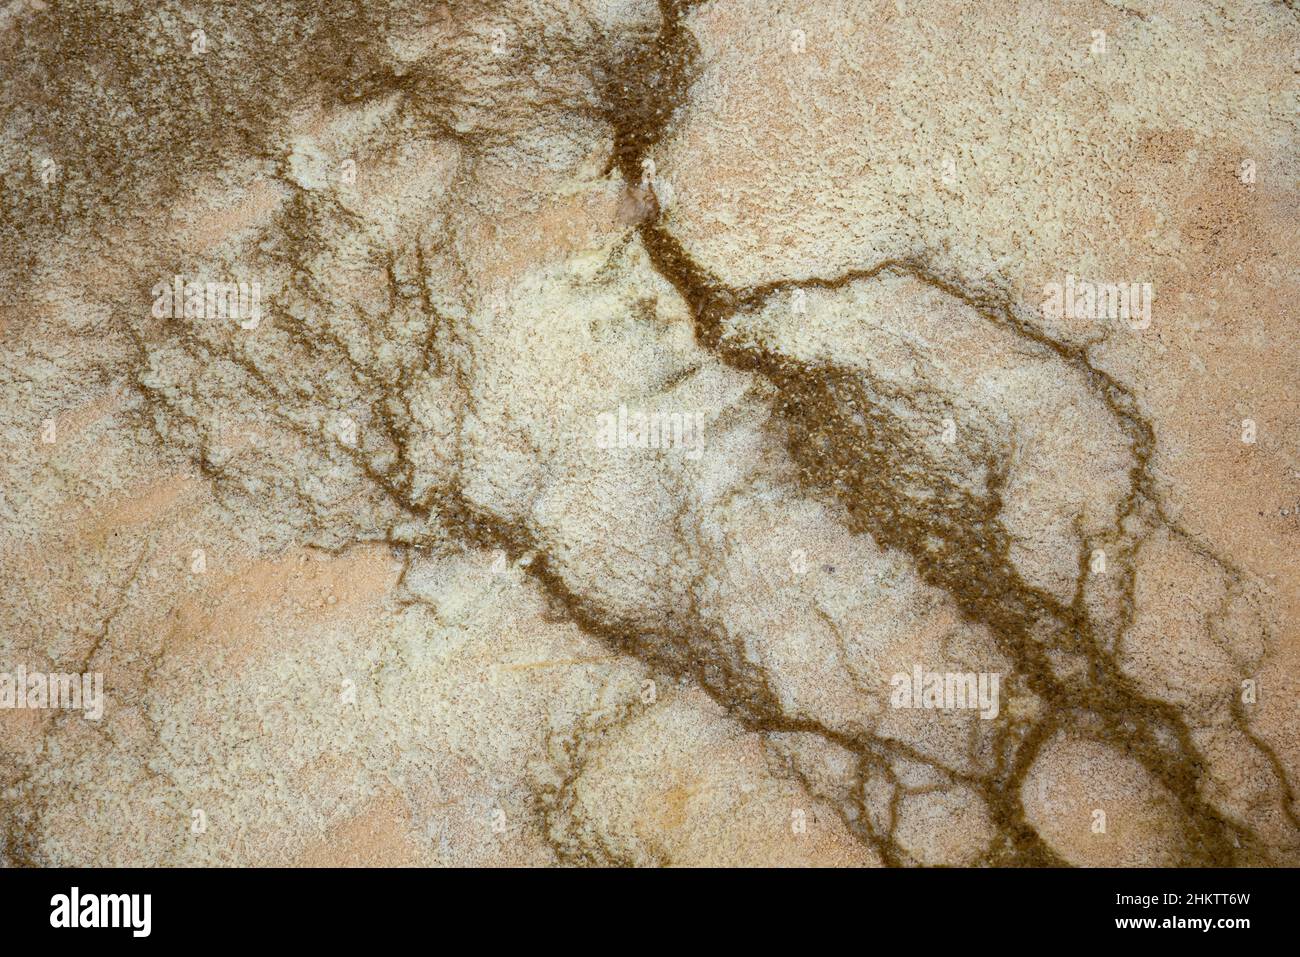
top-left (1, 0), bottom-right (1297, 867)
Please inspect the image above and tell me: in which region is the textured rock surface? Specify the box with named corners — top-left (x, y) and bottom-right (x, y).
top-left (1, 0), bottom-right (1297, 866)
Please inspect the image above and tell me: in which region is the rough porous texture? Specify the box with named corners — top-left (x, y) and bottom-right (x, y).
top-left (1, 0), bottom-right (1297, 866)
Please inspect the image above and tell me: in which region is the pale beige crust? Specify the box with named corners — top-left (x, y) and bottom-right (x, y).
top-left (0, 0), bottom-right (1295, 866)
